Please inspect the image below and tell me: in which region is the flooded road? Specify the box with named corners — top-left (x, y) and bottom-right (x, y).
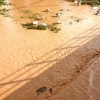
top-left (0, 0), bottom-right (100, 100)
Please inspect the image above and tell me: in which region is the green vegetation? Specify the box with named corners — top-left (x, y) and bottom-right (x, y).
top-left (0, 0), bottom-right (12, 17)
top-left (27, 25), bottom-right (36, 29)
top-left (20, 10), bottom-right (32, 14)
top-left (19, 8), bottom-right (61, 33)
top-left (19, 9), bottom-right (41, 20)
top-left (37, 24), bottom-right (47, 30)
top-left (0, 0), bottom-right (6, 6)
top-left (0, 0), bottom-right (61, 33)
top-left (48, 25), bottom-right (60, 33)
top-left (67, 0), bottom-right (74, 2)
top-left (0, 8), bottom-right (11, 17)
top-left (22, 23), bottom-right (46, 30)
top-left (82, 0), bottom-right (100, 6)
top-left (0, 0), bottom-right (12, 6)
top-left (21, 23), bottom-right (60, 33)
top-left (28, 13), bottom-right (41, 20)
top-left (67, 0), bottom-right (100, 6)
top-left (22, 23), bottom-right (33, 27)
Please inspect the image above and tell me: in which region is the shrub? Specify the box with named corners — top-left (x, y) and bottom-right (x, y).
top-left (67, 0), bottom-right (74, 2)
top-left (0, 0), bottom-right (12, 6)
top-left (21, 23), bottom-right (60, 32)
top-left (21, 23), bottom-right (33, 27)
top-left (0, 0), bottom-right (6, 6)
top-left (82, 0), bottom-right (100, 5)
top-left (47, 25), bottom-right (60, 33)
top-left (27, 25), bottom-right (36, 29)
top-left (66, 0), bottom-right (100, 6)
top-left (36, 24), bottom-right (47, 30)
top-left (81, 0), bottom-right (87, 4)
top-left (1, 8), bottom-right (9, 12)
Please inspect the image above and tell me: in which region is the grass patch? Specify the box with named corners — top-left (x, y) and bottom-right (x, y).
top-left (21, 22), bottom-right (33, 27)
top-left (27, 25), bottom-right (36, 29)
top-left (47, 25), bottom-right (60, 33)
top-left (21, 23), bottom-right (46, 30)
top-left (21, 22), bottom-right (60, 33)
top-left (19, 10), bottom-right (42, 20)
top-left (0, 0), bottom-right (13, 17)
top-left (0, 8), bottom-right (9, 12)
top-left (66, 0), bottom-right (100, 6)
top-left (20, 10), bottom-right (32, 14)
top-left (37, 24), bottom-right (47, 30)
top-left (81, 0), bottom-right (100, 6)
top-left (22, 23), bottom-right (36, 29)
top-left (0, 8), bottom-right (11, 16)
top-left (0, 0), bottom-right (13, 6)
top-left (0, 0), bottom-right (6, 6)
top-left (28, 13), bottom-right (41, 20)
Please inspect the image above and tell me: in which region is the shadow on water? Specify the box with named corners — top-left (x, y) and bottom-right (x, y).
top-left (0, 23), bottom-right (100, 100)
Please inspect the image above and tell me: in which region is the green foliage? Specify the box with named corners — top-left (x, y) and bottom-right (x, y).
top-left (81, 0), bottom-right (100, 5)
top-left (21, 23), bottom-right (33, 28)
top-left (31, 13), bottom-right (41, 20)
top-left (0, 8), bottom-right (9, 12)
top-left (27, 25), bottom-right (36, 29)
top-left (22, 23), bottom-right (36, 29)
top-left (28, 13), bottom-right (41, 20)
top-left (22, 23), bottom-right (47, 30)
top-left (0, 8), bottom-right (10, 17)
top-left (23, 10), bottom-right (31, 14)
top-left (0, 0), bottom-right (6, 6)
top-left (19, 10), bottom-right (41, 20)
top-left (47, 25), bottom-right (60, 33)
top-left (36, 24), bottom-right (47, 30)
top-left (0, 0), bottom-right (12, 17)
top-left (91, 0), bottom-right (100, 5)
top-left (0, 0), bottom-right (12, 6)
top-left (67, 0), bottom-right (74, 2)
top-left (21, 23), bottom-right (60, 33)
top-left (81, 0), bottom-right (87, 4)
top-left (66, 0), bottom-right (100, 5)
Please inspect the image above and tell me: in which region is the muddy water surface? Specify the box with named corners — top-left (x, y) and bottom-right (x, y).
top-left (0, 0), bottom-right (100, 100)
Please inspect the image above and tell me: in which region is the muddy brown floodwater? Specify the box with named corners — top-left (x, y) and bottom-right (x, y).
top-left (0, 0), bottom-right (100, 100)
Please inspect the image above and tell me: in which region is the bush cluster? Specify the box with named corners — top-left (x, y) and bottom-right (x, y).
top-left (22, 23), bottom-right (60, 33)
top-left (22, 23), bottom-right (47, 30)
top-left (82, 0), bottom-right (100, 6)
top-left (67, 0), bottom-right (100, 6)
top-left (48, 25), bottom-right (61, 33)
top-left (0, 0), bottom-right (6, 6)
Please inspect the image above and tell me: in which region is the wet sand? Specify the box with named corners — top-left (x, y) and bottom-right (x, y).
top-left (0, 0), bottom-right (100, 100)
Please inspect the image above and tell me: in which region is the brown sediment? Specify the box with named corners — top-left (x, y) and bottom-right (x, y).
top-left (0, 0), bottom-right (100, 100)
top-left (37, 49), bottom-right (100, 100)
